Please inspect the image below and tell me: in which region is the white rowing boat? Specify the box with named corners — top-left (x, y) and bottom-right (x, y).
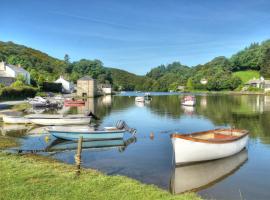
top-left (171, 129), bottom-right (249, 165)
top-left (2, 115), bottom-right (31, 124)
top-left (135, 96), bottom-right (145, 102)
top-left (24, 114), bottom-right (91, 125)
top-left (181, 96), bottom-right (196, 106)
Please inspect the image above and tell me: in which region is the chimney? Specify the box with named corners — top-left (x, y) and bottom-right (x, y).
top-left (17, 63), bottom-right (21, 68)
top-left (0, 61), bottom-right (6, 70)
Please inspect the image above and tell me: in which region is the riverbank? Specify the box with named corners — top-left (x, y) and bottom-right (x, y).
top-left (0, 138), bottom-right (201, 200)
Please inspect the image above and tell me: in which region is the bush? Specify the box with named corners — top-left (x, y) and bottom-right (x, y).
top-left (247, 86), bottom-right (264, 92)
top-left (42, 82), bottom-right (62, 93)
top-left (0, 86), bottom-right (37, 100)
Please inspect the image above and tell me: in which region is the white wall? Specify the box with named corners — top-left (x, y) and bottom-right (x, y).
top-left (102, 87), bottom-right (112, 94)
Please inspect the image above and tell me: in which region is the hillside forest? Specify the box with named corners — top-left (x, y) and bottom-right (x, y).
top-left (0, 39), bottom-right (270, 92)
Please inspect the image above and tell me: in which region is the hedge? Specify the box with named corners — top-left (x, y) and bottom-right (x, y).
top-left (42, 82), bottom-right (62, 93)
top-left (0, 86), bottom-right (37, 100)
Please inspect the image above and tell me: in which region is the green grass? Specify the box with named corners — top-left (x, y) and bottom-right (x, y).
top-left (0, 152), bottom-right (201, 200)
top-left (0, 136), bottom-right (18, 149)
top-left (11, 102), bottom-right (31, 111)
top-left (233, 70), bottom-right (260, 83)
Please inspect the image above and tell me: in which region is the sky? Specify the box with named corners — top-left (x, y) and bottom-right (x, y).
top-left (1, 0), bottom-right (270, 75)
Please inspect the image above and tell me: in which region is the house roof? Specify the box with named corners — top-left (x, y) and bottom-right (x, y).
top-left (247, 79), bottom-right (262, 84)
top-left (6, 64), bottom-right (29, 74)
top-left (78, 76), bottom-right (94, 81)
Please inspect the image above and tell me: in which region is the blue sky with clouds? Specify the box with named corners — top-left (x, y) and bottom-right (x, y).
top-left (1, 0), bottom-right (270, 74)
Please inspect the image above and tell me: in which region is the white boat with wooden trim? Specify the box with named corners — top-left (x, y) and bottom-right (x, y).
top-left (2, 115), bottom-right (31, 124)
top-left (181, 96), bottom-right (196, 106)
top-left (25, 114), bottom-right (91, 126)
top-left (170, 149), bottom-right (248, 194)
top-left (135, 96), bottom-right (145, 102)
top-left (171, 129), bottom-right (249, 165)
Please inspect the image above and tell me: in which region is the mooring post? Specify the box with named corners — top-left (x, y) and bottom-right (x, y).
top-left (75, 136), bottom-right (83, 176)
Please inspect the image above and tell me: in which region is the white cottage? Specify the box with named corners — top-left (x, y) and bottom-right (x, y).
top-left (54, 76), bottom-right (74, 93)
top-left (99, 84), bottom-right (112, 95)
top-left (0, 61), bottom-right (30, 85)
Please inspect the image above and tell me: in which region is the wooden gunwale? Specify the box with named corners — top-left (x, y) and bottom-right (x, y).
top-left (171, 129), bottom-right (249, 144)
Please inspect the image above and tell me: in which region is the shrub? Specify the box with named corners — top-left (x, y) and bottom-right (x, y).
top-left (42, 82), bottom-right (62, 93)
top-left (0, 86), bottom-right (37, 100)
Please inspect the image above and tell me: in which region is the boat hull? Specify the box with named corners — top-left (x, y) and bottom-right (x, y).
top-left (2, 115), bottom-right (31, 124)
top-left (51, 131), bottom-right (125, 141)
top-left (135, 97), bottom-right (145, 102)
top-left (172, 134), bottom-right (248, 165)
top-left (181, 100), bottom-right (195, 106)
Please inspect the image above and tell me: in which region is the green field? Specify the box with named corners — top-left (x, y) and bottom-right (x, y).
top-left (233, 70), bottom-right (260, 83)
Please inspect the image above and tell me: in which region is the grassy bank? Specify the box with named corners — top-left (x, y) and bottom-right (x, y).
top-left (0, 138), bottom-right (201, 200)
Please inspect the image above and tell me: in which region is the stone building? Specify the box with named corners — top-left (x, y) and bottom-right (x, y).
top-left (76, 76), bottom-right (97, 97)
top-left (0, 61), bottom-right (31, 85)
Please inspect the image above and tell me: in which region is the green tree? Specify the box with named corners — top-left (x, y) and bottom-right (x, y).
top-left (261, 48), bottom-right (270, 78)
top-left (186, 78), bottom-right (193, 91)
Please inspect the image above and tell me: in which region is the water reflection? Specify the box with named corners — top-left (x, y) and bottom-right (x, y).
top-left (0, 124), bottom-right (32, 137)
top-left (170, 149), bottom-right (248, 194)
top-left (2, 93), bottom-right (270, 200)
top-left (46, 137), bottom-right (136, 152)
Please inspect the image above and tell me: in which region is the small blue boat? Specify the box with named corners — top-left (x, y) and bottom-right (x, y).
top-left (47, 120), bottom-right (136, 141)
top-left (48, 126), bottom-right (125, 141)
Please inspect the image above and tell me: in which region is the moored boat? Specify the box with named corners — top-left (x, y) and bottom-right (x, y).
top-left (48, 120), bottom-right (136, 141)
top-left (64, 99), bottom-right (85, 106)
top-left (135, 96), bottom-right (145, 102)
top-left (2, 115), bottom-right (31, 124)
top-left (25, 114), bottom-right (91, 125)
top-left (181, 96), bottom-right (196, 106)
top-left (171, 129), bottom-right (249, 165)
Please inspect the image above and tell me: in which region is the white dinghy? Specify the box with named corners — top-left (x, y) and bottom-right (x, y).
top-left (171, 129), bottom-right (249, 165)
top-left (2, 115), bottom-right (31, 124)
top-left (24, 114), bottom-right (91, 126)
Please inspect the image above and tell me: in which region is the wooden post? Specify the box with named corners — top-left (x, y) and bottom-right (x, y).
top-left (75, 136), bottom-right (83, 176)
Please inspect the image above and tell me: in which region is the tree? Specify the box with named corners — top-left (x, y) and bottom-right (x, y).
top-left (64, 54), bottom-right (70, 64)
top-left (186, 78), bottom-right (193, 91)
top-left (261, 48), bottom-right (270, 78)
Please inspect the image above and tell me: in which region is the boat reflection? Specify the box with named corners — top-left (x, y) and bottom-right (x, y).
top-left (170, 149), bottom-right (248, 194)
top-left (135, 101), bottom-right (145, 107)
top-left (181, 105), bottom-right (195, 115)
top-left (0, 124), bottom-right (32, 136)
top-left (45, 136), bottom-right (137, 152)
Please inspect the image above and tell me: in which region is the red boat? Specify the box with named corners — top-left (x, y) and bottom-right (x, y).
top-left (64, 99), bottom-right (85, 107)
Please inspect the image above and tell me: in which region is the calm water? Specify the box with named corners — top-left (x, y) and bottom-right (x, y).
top-left (1, 92), bottom-right (270, 200)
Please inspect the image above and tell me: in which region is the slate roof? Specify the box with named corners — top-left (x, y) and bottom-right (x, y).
top-left (6, 64), bottom-right (29, 74)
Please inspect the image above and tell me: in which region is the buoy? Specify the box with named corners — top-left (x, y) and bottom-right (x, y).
top-left (150, 132), bottom-right (154, 140)
top-left (44, 135), bottom-right (50, 143)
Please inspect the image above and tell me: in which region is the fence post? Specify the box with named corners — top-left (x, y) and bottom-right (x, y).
top-left (75, 136), bottom-right (83, 176)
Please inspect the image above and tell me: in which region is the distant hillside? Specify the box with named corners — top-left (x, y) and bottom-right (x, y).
top-left (1, 39), bottom-right (270, 91)
top-left (0, 41), bottom-right (66, 85)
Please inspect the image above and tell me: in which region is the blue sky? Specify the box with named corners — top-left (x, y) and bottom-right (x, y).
top-left (1, 0), bottom-right (270, 75)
